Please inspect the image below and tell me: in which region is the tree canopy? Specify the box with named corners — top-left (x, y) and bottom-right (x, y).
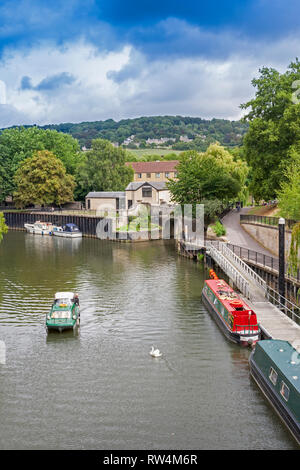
top-left (167, 144), bottom-right (247, 225)
top-left (0, 127), bottom-right (81, 199)
top-left (278, 148), bottom-right (300, 220)
top-left (75, 139), bottom-right (134, 199)
top-left (241, 59), bottom-right (300, 201)
top-left (13, 150), bottom-right (75, 208)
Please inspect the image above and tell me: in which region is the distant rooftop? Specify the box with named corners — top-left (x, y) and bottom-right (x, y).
top-left (125, 160), bottom-right (179, 173)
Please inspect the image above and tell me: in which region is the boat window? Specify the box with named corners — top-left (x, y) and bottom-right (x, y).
top-left (55, 298), bottom-right (72, 306)
top-left (52, 311), bottom-right (71, 319)
top-left (269, 367), bottom-right (278, 386)
top-left (280, 382), bottom-right (290, 402)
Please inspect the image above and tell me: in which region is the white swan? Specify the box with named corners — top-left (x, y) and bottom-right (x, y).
top-left (150, 346), bottom-right (162, 357)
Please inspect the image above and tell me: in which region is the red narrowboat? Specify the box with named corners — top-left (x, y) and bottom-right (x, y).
top-left (202, 275), bottom-right (261, 346)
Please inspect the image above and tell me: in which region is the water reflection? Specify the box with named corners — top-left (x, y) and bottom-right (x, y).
top-left (0, 232), bottom-right (297, 450)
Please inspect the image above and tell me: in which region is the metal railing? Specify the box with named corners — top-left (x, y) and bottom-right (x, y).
top-left (265, 285), bottom-right (300, 326)
top-left (219, 242), bottom-right (267, 293)
top-left (240, 214), bottom-right (297, 231)
top-left (226, 243), bottom-right (300, 283)
top-left (207, 240), bottom-right (300, 326)
top-left (206, 241), bottom-right (252, 300)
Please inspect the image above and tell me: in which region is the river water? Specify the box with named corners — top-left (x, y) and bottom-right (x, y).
top-left (0, 232), bottom-right (297, 449)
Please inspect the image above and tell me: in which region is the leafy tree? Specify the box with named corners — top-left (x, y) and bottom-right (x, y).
top-left (0, 127), bottom-right (81, 199)
top-left (167, 144), bottom-right (245, 227)
top-left (0, 212), bottom-right (8, 243)
top-left (241, 59), bottom-right (300, 200)
top-left (278, 148), bottom-right (300, 220)
top-left (75, 139), bottom-right (134, 199)
top-left (13, 150), bottom-right (75, 208)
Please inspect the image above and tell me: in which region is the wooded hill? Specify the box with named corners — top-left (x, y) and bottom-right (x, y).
top-left (36, 115), bottom-right (248, 149)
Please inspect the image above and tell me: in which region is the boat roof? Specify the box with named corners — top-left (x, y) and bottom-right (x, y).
top-left (65, 223), bottom-right (78, 227)
top-left (55, 292), bottom-right (74, 299)
top-left (256, 340), bottom-right (300, 392)
top-left (205, 279), bottom-right (252, 313)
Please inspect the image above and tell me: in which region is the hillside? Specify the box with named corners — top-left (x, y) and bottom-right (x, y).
top-left (39, 115), bottom-right (248, 150)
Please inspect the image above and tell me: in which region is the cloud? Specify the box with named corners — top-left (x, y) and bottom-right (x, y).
top-left (20, 72), bottom-right (76, 91)
top-left (0, 28), bottom-right (300, 127)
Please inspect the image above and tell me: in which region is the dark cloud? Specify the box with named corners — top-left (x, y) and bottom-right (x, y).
top-left (20, 72), bottom-right (76, 92)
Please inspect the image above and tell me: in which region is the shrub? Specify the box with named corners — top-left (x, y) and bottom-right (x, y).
top-left (212, 220), bottom-right (226, 237)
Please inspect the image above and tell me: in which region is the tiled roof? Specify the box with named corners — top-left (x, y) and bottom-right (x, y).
top-left (125, 160), bottom-right (179, 173)
top-left (126, 181), bottom-right (167, 191)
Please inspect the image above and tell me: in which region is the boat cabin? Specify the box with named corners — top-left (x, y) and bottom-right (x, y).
top-left (63, 223), bottom-right (81, 233)
top-left (203, 279), bottom-right (259, 334)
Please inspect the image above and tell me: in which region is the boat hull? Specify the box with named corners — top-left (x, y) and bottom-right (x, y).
top-left (53, 232), bottom-right (82, 238)
top-left (46, 321), bottom-right (77, 331)
top-left (249, 352), bottom-right (300, 446)
top-left (24, 224), bottom-right (53, 235)
top-left (202, 291), bottom-right (259, 346)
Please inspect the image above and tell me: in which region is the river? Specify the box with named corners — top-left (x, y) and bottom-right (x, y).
top-left (0, 232), bottom-right (297, 449)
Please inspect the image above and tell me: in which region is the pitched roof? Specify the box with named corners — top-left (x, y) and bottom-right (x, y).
top-left (125, 160), bottom-right (179, 173)
top-left (126, 181), bottom-right (167, 191)
top-left (86, 191), bottom-right (125, 198)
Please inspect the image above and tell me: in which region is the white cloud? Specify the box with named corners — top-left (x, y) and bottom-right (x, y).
top-left (0, 32), bottom-right (300, 127)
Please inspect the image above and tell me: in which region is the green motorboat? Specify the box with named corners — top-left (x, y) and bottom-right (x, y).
top-left (46, 292), bottom-right (80, 332)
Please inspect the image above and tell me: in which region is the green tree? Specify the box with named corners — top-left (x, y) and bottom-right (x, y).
top-left (167, 144), bottom-right (245, 226)
top-left (75, 139), bottom-right (134, 199)
top-left (0, 127), bottom-right (81, 199)
top-left (241, 59), bottom-right (300, 201)
top-left (278, 148), bottom-right (300, 220)
top-left (0, 213), bottom-right (8, 243)
top-left (13, 150), bottom-right (75, 208)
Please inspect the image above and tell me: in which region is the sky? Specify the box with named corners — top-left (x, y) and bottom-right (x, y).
top-left (0, 0), bottom-right (300, 127)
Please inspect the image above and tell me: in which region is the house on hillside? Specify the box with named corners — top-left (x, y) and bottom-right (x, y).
top-left (125, 160), bottom-right (178, 182)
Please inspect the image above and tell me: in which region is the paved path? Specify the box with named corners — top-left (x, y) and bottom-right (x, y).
top-left (222, 208), bottom-right (276, 257)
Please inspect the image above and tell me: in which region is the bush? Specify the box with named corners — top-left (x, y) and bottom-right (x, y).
top-left (212, 220), bottom-right (226, 237)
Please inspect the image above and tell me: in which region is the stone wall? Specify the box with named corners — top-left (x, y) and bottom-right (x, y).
top-left (241, 222), bottom-right (291, 256)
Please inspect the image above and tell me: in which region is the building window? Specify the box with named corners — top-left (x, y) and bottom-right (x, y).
top-left (165, 172), bottom-right (170, 178)
top-left (280, 382), bottom-right (290, 402)
top-left (128, 200), bottom-right (133, 209)
top-left (142, 186), bottom-right (152, 198)
top-left (155, 173), bottom-right (160, 178)
top-left (87, 199), bottom-right (90, 210)
top-left (137, 173), bottom-right (142, 178)
top-left (174, 172), bottom-right (178, 177)
top-left (269, 367), bottom-right (278, 386)
top-left (147, 173), bottom-right (151, 178)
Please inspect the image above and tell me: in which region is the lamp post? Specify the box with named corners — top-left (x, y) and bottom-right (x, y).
top-left (278, 217), bottom-right (285, 306)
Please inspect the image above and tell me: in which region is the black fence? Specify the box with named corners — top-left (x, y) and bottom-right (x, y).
top-left (226, 243), bottom-right (300, 282)
top-left (240, 214), bottom-right (297, 230)
top-left (4, 211), bottom-right (106, 238)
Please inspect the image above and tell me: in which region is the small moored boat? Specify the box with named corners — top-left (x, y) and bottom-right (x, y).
top-left (24, 221), bottom-right (54, 235)
top-left (250, 339), bottom-right (300, 445)
top-left (53, 223), bottom-right (82, 238)
top-left (46, 292), bottom-right (80, 332)
top-left (202, 271), bottom-right (261, 346)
